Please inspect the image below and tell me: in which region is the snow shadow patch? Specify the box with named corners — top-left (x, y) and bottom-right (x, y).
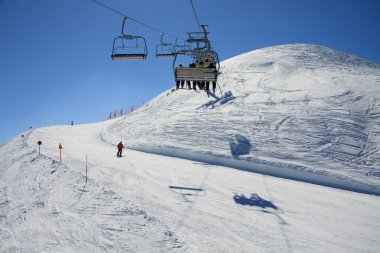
top-left (233, 193), bottom-right (278, 210)
top-left (169, 186), bottom-right (203, 192)
top-left (229, 134), bottom-right (252, 157)
top-left (169, 186), bottom-right (205, 202)
top-left (198, 91), bottom-right (237, 109)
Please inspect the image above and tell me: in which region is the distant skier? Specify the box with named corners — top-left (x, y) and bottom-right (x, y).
top-left (116, 141), bottom-right (124, 157)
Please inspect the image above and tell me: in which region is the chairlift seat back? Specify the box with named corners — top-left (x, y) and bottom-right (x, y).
top-left (175, 67), bottom-right (217, 82)
top-left (156, 53), bottom-right (175, 58)
top-left (111, 54), bottom-right (147, 60)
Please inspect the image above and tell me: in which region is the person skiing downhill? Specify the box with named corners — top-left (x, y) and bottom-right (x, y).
top-left (117, 141), bottom-right (124, 157)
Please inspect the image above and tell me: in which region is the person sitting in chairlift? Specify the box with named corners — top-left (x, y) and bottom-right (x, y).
top-left (192, 82), bottom-right (197, 91)
top-left (206, 82), bottom-right (210, 91)
top-left (197, 81), bottom-right (202, 90)
top-left (204, 58), bottom-right (211, 67)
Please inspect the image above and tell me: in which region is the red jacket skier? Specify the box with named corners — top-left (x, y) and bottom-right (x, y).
top-left (117, 141), bottom-right (124, 157)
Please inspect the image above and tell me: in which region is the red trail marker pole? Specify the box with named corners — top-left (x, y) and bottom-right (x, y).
top-left (37, 141), bottom-right (42, 155)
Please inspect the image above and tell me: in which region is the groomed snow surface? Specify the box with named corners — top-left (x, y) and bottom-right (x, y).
top-left (1, 44), bottom-right (380, 252)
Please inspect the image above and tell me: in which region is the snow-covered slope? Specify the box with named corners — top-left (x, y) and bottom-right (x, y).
top-left (1, 44), bottom-right (380, 252)
top-left (102, 44), bottom-right (380, 194)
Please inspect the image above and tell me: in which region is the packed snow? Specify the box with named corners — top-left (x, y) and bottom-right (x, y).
top-left (1, 44), bottom-right (380, 252)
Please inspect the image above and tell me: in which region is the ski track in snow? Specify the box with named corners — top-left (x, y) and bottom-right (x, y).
top-left (1, 44), bottom-right (380, 252)
top-left (1, 129), bottom-right (183, 252)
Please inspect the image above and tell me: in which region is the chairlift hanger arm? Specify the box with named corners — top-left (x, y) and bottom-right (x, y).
top-left (117, 17), bottom-right (148, 57)
top-left (121, 16), bottom-right (128, 36)
top-left (200, 25), bottom-right (210, 50)
top-left (158, 33), bottom-right (174, 46)
top-left (213, 50), bottom-right (220, 71)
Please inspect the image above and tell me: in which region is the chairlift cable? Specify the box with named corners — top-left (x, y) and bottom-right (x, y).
top-left (89, 0), bottom-right (185, 41)
top-left (188, 0), bottom-right (201, 30)
top-left (90, 0), bottom-right (124, 16)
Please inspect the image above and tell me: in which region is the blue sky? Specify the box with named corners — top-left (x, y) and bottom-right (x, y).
top-left (1, 0), bottom-right (379, 144)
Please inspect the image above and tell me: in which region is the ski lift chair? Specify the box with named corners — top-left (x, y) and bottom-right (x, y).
top-left (173, 25), bottom-right (220, 83)
top-left (155, 44), bottom-right (175, 58)
top-left (111, 17), bottom-right (148, 60)
top-left (173, 49), bottom-right (220, 83)
top-left (174, 41), bottom-right (192, 56)
top-left (111, 35), bottom-right (148, 60)
top-left (155, 33), bottom-right (176, 58)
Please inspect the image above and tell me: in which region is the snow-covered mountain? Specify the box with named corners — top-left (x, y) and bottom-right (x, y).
top-left (103, 44), bottom-right (380, 194)
top-left (1, 44), bottom-right (380, 252)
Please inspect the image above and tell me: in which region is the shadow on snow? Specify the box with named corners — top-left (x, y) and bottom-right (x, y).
top-left (233, 193), bottom-right (278, 210)
top-left (198, 91), bottom-right (237, 109)
top-left (169, 186), bottom-right (205, 202)
top-left (229, 134), bottom-right (252, 157)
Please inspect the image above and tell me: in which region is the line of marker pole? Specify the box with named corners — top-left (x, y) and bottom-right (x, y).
top-left (36, 141), bottom-right (88, 184)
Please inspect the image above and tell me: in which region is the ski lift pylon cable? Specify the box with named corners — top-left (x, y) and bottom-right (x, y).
top-left (89, 0), bottom-right (185, 41)
top-left (188, 0), bottom-right (202, 31)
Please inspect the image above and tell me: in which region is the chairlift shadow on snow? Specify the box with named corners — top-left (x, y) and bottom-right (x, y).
top-left (229, 134), bottom-right (252, 157)
top-left (169, 186), bottom-right (205, 202)
top-left (233, 193), bottom-right (278, 210)
top-left (233, 193), bottom-right (292, 249)
top-left (207, 91), bottom-right (218, 99)
top-left (198, 91), bottom-right (237, 109)
top-left (253, 195), bottom-right (292, 248)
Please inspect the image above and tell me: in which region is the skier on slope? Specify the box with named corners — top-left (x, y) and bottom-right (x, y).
top-left (116, 141), bottom-right (124, 157)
